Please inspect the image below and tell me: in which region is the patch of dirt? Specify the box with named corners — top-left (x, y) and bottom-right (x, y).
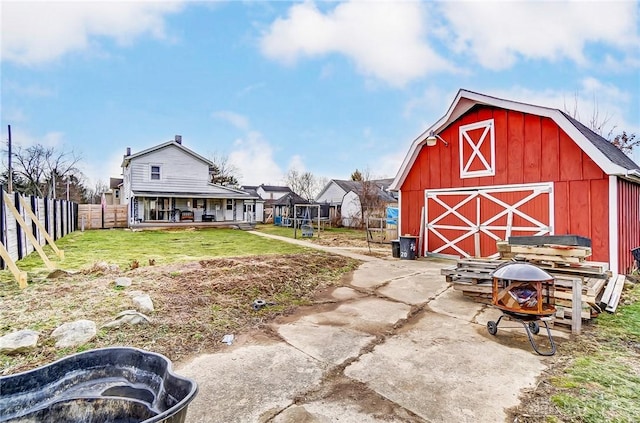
top-left (0, 252), bottom-right (360, 375)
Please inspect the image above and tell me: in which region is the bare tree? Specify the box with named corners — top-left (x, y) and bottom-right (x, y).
top-left (9, 144), bottom-right (83, 198)
top-left (209, 152), bottom-right (240, 186)
top-left (611, 131), bottom-right (640, 157)
top-left (563, 93), bottom-right (637, 157)
top-left (358, 169), bottom-right (385, 227)
top-left (283, 169), bottom-right (325, 201)
top-left (84, 179), bottom-right (109, 204)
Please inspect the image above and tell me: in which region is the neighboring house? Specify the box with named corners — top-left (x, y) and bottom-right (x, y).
top-left (103, 177), bottom-right (123, 205)
top-left (390, 89), bottom-right (640, 274)
top-left (316, 179), bottom-right (397, 228)
top-left (272, 191), bottom-right (309, 223)
top-left (244, 185), bottom-right (294, 223)
top-left (120, 136), bottom-right (261, 225)
top-left (238, 186), bottom-right (265, 223)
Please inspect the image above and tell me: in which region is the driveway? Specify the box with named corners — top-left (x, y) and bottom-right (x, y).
top-left (177, 233), bottom-right (555, 422)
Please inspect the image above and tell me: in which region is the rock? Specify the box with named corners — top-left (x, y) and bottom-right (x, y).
top-left (115, 277), bottom-right (132, 287)
top-left (47, 269), bottom-right (74, 279)
top-left (0, 330), bottom-right (39, 354)
top-left (51, 320), bottom-right (97, 348)
top-left (86, 261), bottom-right (120, 274)
top-left (102, 310), bottom-right (150, 328)
top-left (131, 293), bottom-right (154, 313)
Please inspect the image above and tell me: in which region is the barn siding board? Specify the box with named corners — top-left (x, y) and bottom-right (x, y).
top-left (590, 179), bottom-right (609, 263)
top-left (429, 145), bottom-right (441, 188)
top-left (559, 131), bottom-right (582, 181)
top-left (568, 180), bottom-right (591, 237)
top-left (523, 114), bottom-right (542, 183)
top-left (507, 111), bottom-right (525, 184)
top-left (440, 132), bottom-right (453, 187)
top-left (618, 179), bottom-right (640, 273)
top-left (493, 109), bottom-right (509, 186)
top-left (583, 152), bottom-right (605, 180)
top-left (540, 118), bottom-right (560, 181)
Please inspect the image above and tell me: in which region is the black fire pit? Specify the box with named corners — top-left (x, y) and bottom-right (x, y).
top-left (0, 347), bottom-right (198, 423)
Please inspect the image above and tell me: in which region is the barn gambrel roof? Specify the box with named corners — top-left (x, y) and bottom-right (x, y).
top-left (390, 89), bottom-right (640, 190)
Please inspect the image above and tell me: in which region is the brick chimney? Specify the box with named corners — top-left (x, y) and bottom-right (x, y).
top-left (126, 147), bottom-right (131, 156)
top-left (175, 135), bottom-right (182, 144)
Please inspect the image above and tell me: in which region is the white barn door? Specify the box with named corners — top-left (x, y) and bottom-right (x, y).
top-left (424, 183), bottom-right (553, 258)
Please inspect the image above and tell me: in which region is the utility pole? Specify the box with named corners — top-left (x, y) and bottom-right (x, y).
top-left (7, 125), bottom-right (13, 193)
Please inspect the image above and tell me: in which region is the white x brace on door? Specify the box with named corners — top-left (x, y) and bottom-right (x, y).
top-left (425, 183), bottom-right (554, 258)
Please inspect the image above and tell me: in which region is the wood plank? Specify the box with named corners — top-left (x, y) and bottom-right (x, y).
top-left (3, 192), bottom-right (55, 271)
top-left (0, 241), bottom-right (28, 289)
top-left (18, 195), bottom-right (64, 259)
top-left (599, 276), bottom-right (617, 307)
top-left (605, 275), bottom-right (626, 313)
top-left (510, 245), bottom-right (591, 258)
top-left (515, 253), bottom-right (581, 264)
top-left (452, 284), bottom-right (492, 294)
top-left (572, 278), bottom-right (582, 334)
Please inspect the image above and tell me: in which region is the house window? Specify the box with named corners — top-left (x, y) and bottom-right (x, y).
top-left (459, 118), bottom-right (495, 178)
top-left (226, 199), bottom-right (233, 210)
top-left (150, 165), bottom-right (161, 180)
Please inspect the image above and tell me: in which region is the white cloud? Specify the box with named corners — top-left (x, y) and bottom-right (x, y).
top-left (228, 131), bottom-right (284, 185)
top-left (1, 1), bottom-right (184, 65)
top-left (482, 80), bottom-right (637, 137)
top-left (3, 80), bottom-right (55, 97)
top-left (212, 110), bottom-right (251, 131)
top-left (260, 1), bottom-right (454, 87)
top-left (81, 152), bottom-right (124, 188)
top-left (9, 128), bottom-right (65, 149)
top-left (287, 155), bottom-right (306, 172)
top-left (439, 1), bottom-right (640, 70)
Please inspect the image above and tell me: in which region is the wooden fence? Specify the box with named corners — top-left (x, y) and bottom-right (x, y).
top-left (77, 204), bottom-right (128, 229)
top-left (1, 188), bottom-right (77, 271)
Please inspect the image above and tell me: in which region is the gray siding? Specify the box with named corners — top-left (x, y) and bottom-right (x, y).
top-left (130, 146), bottom-right (211, 193)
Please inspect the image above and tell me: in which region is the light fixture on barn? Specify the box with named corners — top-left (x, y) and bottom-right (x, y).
top-left (425, 130), bottom-right (448, 147)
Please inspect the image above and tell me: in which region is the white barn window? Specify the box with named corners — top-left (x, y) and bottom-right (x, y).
top-left (459, 119), bottom-right (495, 178)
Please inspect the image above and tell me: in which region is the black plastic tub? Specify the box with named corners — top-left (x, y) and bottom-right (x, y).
top-left (0, 347), bottom-right (198, 423)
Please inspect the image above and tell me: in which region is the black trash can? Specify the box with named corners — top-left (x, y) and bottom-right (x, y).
top-left (399, 236), bottom-right (418, 260)
top-left (391, 240), bottom-right (400, 258)
top-left (632, 247), bottom-right (640, 268)
top-left (0, 347), bottom-right (198, 423)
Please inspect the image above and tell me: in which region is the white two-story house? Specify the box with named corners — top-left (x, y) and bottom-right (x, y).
top-left (120, 136), bottom-right (261, 225)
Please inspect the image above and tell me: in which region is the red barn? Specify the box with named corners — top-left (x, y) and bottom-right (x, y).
top-left (390, 89), bottom-right (640, 275)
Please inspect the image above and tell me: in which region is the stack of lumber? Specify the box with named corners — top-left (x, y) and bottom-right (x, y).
top-left (442, 240), bottom-right (626, 332)
top-left (441, 258), bottom-right (505, 304)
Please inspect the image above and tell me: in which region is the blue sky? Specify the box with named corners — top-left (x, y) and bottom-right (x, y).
top-left (2, 1), bottom-right (639, 189)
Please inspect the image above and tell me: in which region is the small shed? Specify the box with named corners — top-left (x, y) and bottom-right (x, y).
top-left (390, 89), bottom-right (640, 275)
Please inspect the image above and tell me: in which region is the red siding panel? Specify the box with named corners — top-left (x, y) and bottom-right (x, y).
top-left (507, 111), bottom-right (525, 184)
top-left (554, 182), bottom-right (570, 235)
top-left (583, 153), bottom-right (605, 180)
top-left (590, 179), bottom-right (609, 263)
top-left (618, 179), bottom-right (640, 273)
top-left (523, 114), bottom-right (542, 183)
top-left (493, 109), bottom-right (509, 185)
top-left (568, 180), bottom-right (591, 236)
top-left (559, 131), bottom-right (582, 181)
top-left (540, 118), bottom-right (559, 181)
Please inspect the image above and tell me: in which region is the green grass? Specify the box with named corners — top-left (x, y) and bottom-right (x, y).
top-left (0, 228), bottom-right (309, 280)
top-left (548, 283), bottom-right (640, 423)
top-left (255, 223), bottom-right (366, 240)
